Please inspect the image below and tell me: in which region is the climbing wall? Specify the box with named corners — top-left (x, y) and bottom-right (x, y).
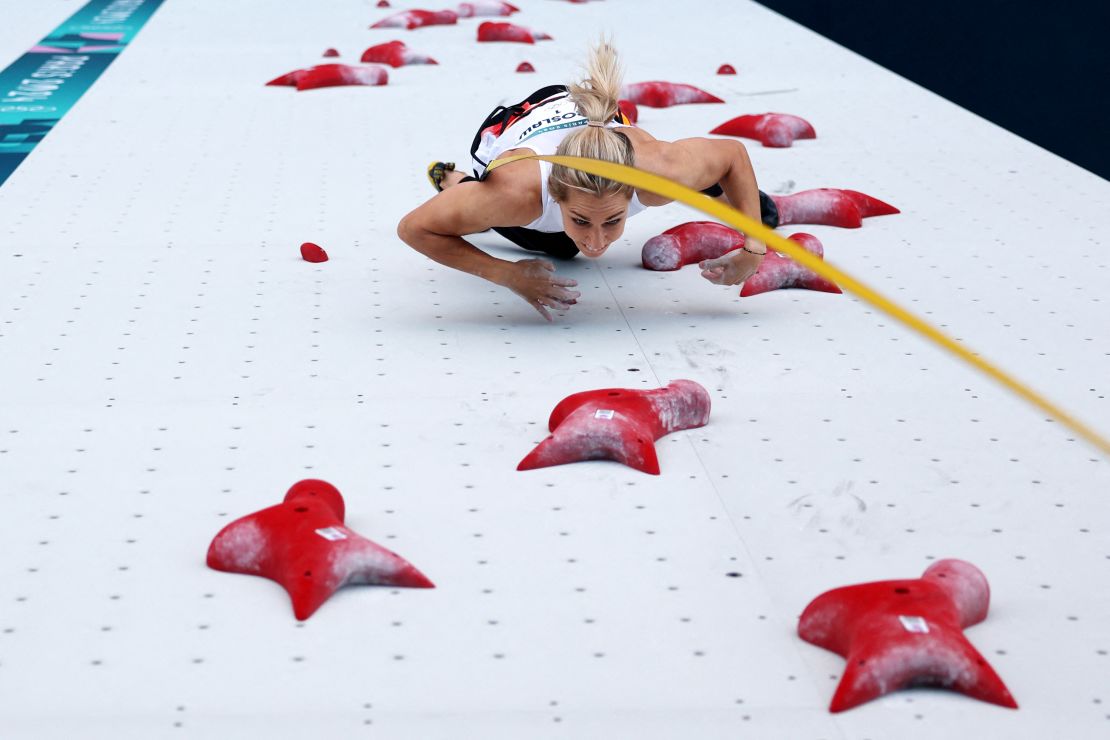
top-left (1, 1), bottom-right (1108, 738)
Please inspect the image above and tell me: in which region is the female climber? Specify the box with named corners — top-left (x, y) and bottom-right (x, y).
top-left (396, 40), bottom-right (778, 321)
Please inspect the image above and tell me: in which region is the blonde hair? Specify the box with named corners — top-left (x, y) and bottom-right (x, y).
top-left (548, 39), bottom-right (636, 202)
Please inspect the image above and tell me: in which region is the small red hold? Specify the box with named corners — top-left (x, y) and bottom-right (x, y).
top-left (717, 63), bottom-right (737, 75)
top-left (207, 480), bottom-right (434, 620)
top-left (518, 380), bottom-right (711, 475)
top-left (456, 1), bottom-right (520, 17)
top-left (477, 21), bottom-right (551, 43)
top-left (515, 61), bottom-right (535, 73)
top-left (361, 40), bottom-right (437, 67)
top-left (711, 112), bottom-right (815, 148)
top-left (619, 81), bottom-right (723, 108)
top-left (376, 0), bottom-right (391, 6)
top-left (300, 242), bottom-right (329, 263)
top-left (322, 48), bottom-right (340, 58)
top-left (642, 221), bottom-right (742, 271)
top-left (371, 9), bottom-right (458, 29)
top-left (773, 188), bottom-right (899, 228)
top-left (740, 233), bottom-right (841, 297)
top-left (617, 98), bottom-right (638, 124)
top-left (799, 559), bottom-right (1018, 712)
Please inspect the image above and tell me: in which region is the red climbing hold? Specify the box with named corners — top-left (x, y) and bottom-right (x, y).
top-left (377, 0), bottom-right (391, 6)
top-left (266, 69), bottom-right (306, 86)
top-left (642, 221), bottom-right (743, 271)
top-left (477, 21), bottom-right (552, 43)
top-left (799, 559), bottom-right (1018, 712)
top-left (457, 1), bottom-right (520, 16)
top-left (300, 242), bottom-right (328, 263)
top-left (711, 112), bottom-right (815, 148)
top-left (207, 480), bottom-right (435, 620)
top-left (617, 99), bottom-right (638, 124)
top-left (773, 188), bottom-right (899, 228)
top-left (291, 64), bottom-right (389, 91)
top-left (361, 40), bottom-right (437, 67)
top-left (371, 9), bottom-right (458, 29)
top-left (515, 61), bottom-right (535, 73)
top-left (717, 63), bottom-right (737, 75)
top-left (740, 233), bottom-right (841, 297)
top-left (619, 81), bottom-right (724, 108)
top-left (518, 380), bottom-right (711, 475)
top-left (322, 48), bottom-right (340, 58)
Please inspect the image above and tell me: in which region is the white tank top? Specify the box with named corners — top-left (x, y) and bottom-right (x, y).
top-left (472, 93), bottom-right (647, 233)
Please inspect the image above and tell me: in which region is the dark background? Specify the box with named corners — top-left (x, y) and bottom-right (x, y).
top-left (755, 0), bottom-right (1110, 181)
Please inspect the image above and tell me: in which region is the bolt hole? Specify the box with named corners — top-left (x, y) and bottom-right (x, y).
top-left (894, 587), bottom-right (910, 594)
top-left (303, 570), bottom-right (312, 578)
top-left (294, 506), bottom-right (308, 513)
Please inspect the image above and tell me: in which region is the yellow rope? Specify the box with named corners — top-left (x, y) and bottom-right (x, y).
top-left (489, 153), bottom-right (1110, 458)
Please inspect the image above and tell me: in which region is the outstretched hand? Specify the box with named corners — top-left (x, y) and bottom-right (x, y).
top-left (699, 247), bottom-right (764, 286)
top-left (505, 258), bottom-right (581, 321)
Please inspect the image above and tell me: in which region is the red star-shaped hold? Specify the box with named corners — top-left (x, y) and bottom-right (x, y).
top-left (798, 559), bottom-right (1018, 712)
top-left (518, 380), bottom-right (710, 475)
top-left (207, 479), bottom-right (434, 620)
top-left (740, 232), bottom-right (841, 297)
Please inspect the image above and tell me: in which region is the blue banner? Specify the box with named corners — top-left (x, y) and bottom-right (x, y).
top-left (0, 0), bottom-right (165, 187)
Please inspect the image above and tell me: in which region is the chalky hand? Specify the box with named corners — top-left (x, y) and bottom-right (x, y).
top-left (699, 248), bottom-right (763, 286)
top-left (507, 258), bottom-right (580, 322)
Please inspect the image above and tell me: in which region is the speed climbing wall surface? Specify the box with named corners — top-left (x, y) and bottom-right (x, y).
top-left (1, 0), bottom-right (1109, 737)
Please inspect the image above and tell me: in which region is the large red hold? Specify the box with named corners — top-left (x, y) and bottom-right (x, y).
top-left (799, 559), bottom-right (1018, 712)
top-left (360, 40), bottom-right (437, 67)
top-left (207, 480), bottom-right (434, 620)
top-left (641, 221), bottom-right (743, 271)
top-left (477, 21), bottom-right (552, 43)
top-left (773, 188), bottom-right (899, 228)
top-left (371, 9), bottom-right (458, 29)
top-left (457, 1), bottom-right (520, 16)
top-left (739, 233), bottom-right (841, 297)
top-left (267, 64), bottom-right (389, 90)
top-left (518, 380), bottom-right (711, 475)
top-left (619, 81), bottom-right (723, 108)
top-left (711, 112), bottom-right (816, 148)
top-left (293, 64), bottom-right (389, 91)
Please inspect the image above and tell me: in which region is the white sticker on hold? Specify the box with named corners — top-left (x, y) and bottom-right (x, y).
top-left (315, 527), bottom-right (347, 542)
top-left (594, 409), bottom-right (615, 420)
top-left (899, 615), bottom-right (929, 634)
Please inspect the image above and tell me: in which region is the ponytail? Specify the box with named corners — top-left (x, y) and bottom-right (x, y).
top-left (549, 38), bottom-right (636, 202)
